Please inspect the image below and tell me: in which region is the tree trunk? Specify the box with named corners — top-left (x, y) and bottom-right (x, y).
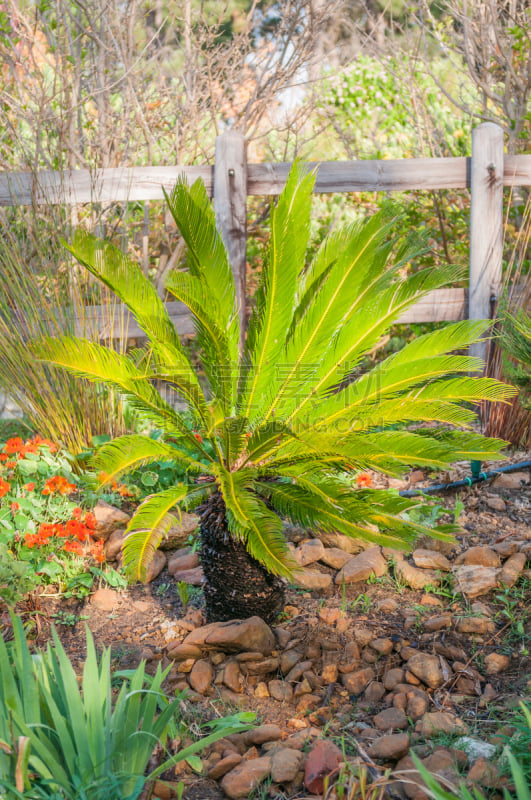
top-left (198, 492), bottom-right (285, 624)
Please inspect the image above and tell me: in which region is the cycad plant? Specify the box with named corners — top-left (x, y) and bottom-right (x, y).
top-left (36, 164), bottom-right (514, 623)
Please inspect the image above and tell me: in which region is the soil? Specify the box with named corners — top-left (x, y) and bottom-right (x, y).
top-left (4, 455), bottom-right (531, 799)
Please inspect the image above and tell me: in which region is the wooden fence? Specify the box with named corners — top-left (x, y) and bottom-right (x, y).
top-left (2, 122), bottom-right (531, 362)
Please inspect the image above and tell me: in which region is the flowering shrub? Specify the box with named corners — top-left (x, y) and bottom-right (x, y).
top-left (0, 435), bottom-right (113, 602)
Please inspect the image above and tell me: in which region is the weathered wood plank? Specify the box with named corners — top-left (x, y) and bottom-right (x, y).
top-left (504, 154), bottom-right (531, 186)
top-left (469, 123), bottom-right (504, 364)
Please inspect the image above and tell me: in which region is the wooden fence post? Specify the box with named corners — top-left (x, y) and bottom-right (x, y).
top-left (214, 131), bottom-right (247, 344)
top-left (469, 122), bottom-right (504, 365)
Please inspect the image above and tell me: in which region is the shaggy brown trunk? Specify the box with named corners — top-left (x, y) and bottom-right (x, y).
top-left (198, 491), bottom-right (285, 624)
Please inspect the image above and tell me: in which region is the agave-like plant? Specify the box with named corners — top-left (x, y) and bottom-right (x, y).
top-left (36, 164), bottom-right (514, 623)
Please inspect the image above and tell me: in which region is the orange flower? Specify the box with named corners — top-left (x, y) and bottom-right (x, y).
top-left (73, 507), bottom-right (83, 518)
top-left (355, 473), bottom-right (372, 488)
top-left (10, 502), bottom-right (19, 512)
top-left (63, 540), bottom-right (84, 556)
top-left (5, 461), bottom-right (17, 470)
top-left (193, 431), bottom-right (203, 444)
top-left (24, 482), bottom-right (36, 491)
top-left (90, 540), bottom-right (105, 563)
top-left (4, 437), bottom-right (24, 455)
top-left (84, 512), bottom-right (97, 530)
top-left (42, 475), bottom-right (76, 495)
top-left (0, 478), bottom-right (11, 498)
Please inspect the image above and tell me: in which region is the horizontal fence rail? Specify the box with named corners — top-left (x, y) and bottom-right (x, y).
top-left (2, 123), bottom-right (531, 362)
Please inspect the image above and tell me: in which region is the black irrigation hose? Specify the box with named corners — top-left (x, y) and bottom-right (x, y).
top-left (399, 459), bottom-right (531, 498)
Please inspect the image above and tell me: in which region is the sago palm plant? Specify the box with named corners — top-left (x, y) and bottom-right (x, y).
top-left (36, 164), bottom-right (514, 623)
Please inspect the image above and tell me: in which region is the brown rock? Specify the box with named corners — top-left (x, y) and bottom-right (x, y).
top-left (268, 680), bottom-right (293, 703)
top-left (456, 547), bottom-right (500, 568)
top-left (370, 637), bottom-right (394, 655)
top-left (271, 748), bottom-right (304, 783)
top-left (90, 587), bottom-right (120, 611)
top-left (244, 724), bottom-right (283, 746)
top-left (484, 652), bottom-right (511, 675)
top-left (104, 528), bottom-right (125, 561)
top-left (406, 653), bottom-right (444, 688)
top-left (220, 756), bottom-right (271, 799)
top-left (166, 643), bottom-right (203, 661)
top-left (285, 659), bottom-right (314, 683)
top-left (254, 682), bottom-right (270, 698)
top-left (486, 496), bottom-right (506, 512)
top-left (304, 740), bottom-right (342, 794)
top-left (423, 614), bottom-right (452, 632)
top-left (208, 753), bottom-right (242, 780)
top-left (406, 693), bottom-right (428, 721)
top-left (395, 560), bottom-right (440, 590)
top-left (384, 669), bottom-right (406, 691)
top-left (160, 512), bottom-right (199, 550)
top-left (493, 540), bottom-right (519, 558)
top-left (373, 707), bottom-right (408, 731)
top-left (412, 549), bottom-right (451, 571)
top-left (454, 565), bottom-right (500, 598)
top-left (335, 547), bottom-right (387, 584)
top-left (352, 626), bottom-right (374, 648)
top-left (467, 757), bottom-right (502, 787)
top-left (492, 471), bottom-right (529, 489)
top-left (240, 657), bottom-right (279, 675)
top-left (318, 530), bottom-right (365, 554)
top-left (280, 649), bottom-right (303, 674)
top-left (498, 552), bottom-right (526, 587)
top-left (167, 550), bottom-right (199, 575)
top-left (415, 711), bottom-right (468, 736)
top-left (319, 547), bottom-right (353, 569)
top-left (171, 566), bottom-right (203, 585)
top-left (93, 500), bottom-right (130, 541)
top-left (375, 597), bottom-right (400, 613)
top-left (364, 682), bottom-right (386, 703)
top-left (188, 659), bottom-right (214, 694)
top-left (321, 664), bottom-right (339, 684)
top-left (296, 694), bottom-right (322, 713)
top-left (342, 667), bottom-right (375, 695)
top-left (295, 538), bottom-right (326, 566)
top-left (183, 617), bottom-right (276, 654)
top-left (144, 550), bottom-right (167, 582)
top-left (318, 607), bottom-right (342, 625)
top-left (368, 733), bottom-right (410, 760)
top-left (455, 616), bottom-right (495, 635)
top-left (224, 660), bottom-right (243, 693)
top-left (295, 569), bottom-right (332, 591)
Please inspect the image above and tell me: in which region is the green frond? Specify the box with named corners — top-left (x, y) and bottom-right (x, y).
top-left (122, 485), bottom-right (209, 581)
top-left (245, 421), bottom-right (298, 463)
top-left (218, 416), bottom-right (248, 467)
top-left (92, 434), bottom-right (209, 485)
top-left (215, 467), bottom-right (296, 577)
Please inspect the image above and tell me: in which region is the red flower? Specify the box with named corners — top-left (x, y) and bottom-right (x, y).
top-left (355, 473), bottom-right (372, 488)
top-left (73, 507), bottom-right (83, 518)
top-left (90, 540), bottom-right (105, 563)
top-left (193, 431), bottom-right (203, 444)
top-left (24, 482), bottom-right (36, 491)
top-left (0, 478), bottom-right (11, 498)
top-left (5, 461), bottom-right (17, 470)
top-left (42, 475), bottom-right (76, 496)
top-left (10, 502), bottom-right (20, 512)
top-left (63, 540), bottom-right (84, 556)
top-left (84, 512), bottom-right (97, 530)
top-left (4, 437), bottom-right (24, 455)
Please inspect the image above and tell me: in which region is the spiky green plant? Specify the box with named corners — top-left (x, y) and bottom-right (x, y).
top-left (35, 164), bottom-right (514, 622)
top-left (500, 307), bottom-right (531, 408)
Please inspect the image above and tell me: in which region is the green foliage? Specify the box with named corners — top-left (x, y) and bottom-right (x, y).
top-left (35, 165), bottom-right (514, 585)
top-left (0, 614), bottom-right (254, 800)
top-left (500, 307), bottom-right (531, 409)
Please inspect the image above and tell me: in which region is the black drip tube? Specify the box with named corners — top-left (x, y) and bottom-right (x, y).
top-left (399, 459), bottom-right (531, 498)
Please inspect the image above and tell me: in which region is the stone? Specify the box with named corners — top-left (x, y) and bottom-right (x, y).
top-left (423, 614), bottom-right (452, 632)
top-left (295, 538), bottom-right (326, 566)
top-left (296, 694), bottom-right (321, 713)
top-left (285, 660), bottom-right (314, 683)
top-left (319, 547), bottom-right (353, 569)
top-left (90, 587), bottom-right (120, 611)
top-left (395, 560), bottom-right (440, 590)
top-left (341, 667), bottom-right (375, 695)
top-left (493, 540), bottom-right (519, 558)
top-left (369, 637), bottom-right (394, 656)
top-left (280, 649), bottom-right (303, 675)
top-left (220, 756), bottom-right (272, 799)
top-left (294, 569), bottom-right (332, 591)
top-left (244, 724), bottom-right (283, 746)
top-left (456, 547), bottom-right (501, 568)
top-left (484, 652), bottom-right (511, 675)
top-left (352, 626), bottom-right (374, 648)
top-left (160, 512), bottom-right (199, 550)
top-left (304, 740), bottom-right (343, 794)
top-left (335, 547), bottom-right (387, 584)
top-left (455, 616), bottom-right (495, 635)
top-left (467, 757), bottom-right (502, 787)
top-left (454, 565), bottom-right (500, 598)
top-left (317, 530), bottom-right (365, 554)
top-left (375, 598), bottom-right (399, 613)
top-left (373, 707), bottom-right (408, 731)
top-left (368, 733), bottom-right (410, 760)
top-left (188, 659), bottom-right (214, 694)
top-left (321, 664), bottom-right (339, 684)
top-left (486, 496), bottom-right (506, 512)
top-left (167, 550), bottom-right (199, 574)
top-left (406, 653), bottom-right (444, 688)
top-left (415, 711), bottom-right (468, 736)
top-left (273, 627), bottom-right (291, 648)
top-left (145, 550), bottom-right (167, 582)
top-left (93, 500), bottom-right (130, 541)
top-left (104, 528), bottom-right (125, 561)
top-left (498, 552), bottom-right (526, 587)
top-left (254, 682), bottom-right (270, 698)
top-left (171, 566), bottom-right (203, 585)
top-left (223, 660), bottom-right (243, 693)
top-left (208, 753), bottom-right (243, 779)
top-left (166, 642), bottom-right (203, 661)
top-left (268, 680), bottom-right (293, 703)
top-left (383, 669), bottom-right (405, 691)
top-left (364, 681), bottom-right (386, 703)
top-left (492, 471), bottom-right (529, 489)
top-left (271, 748), bottom-right (304, 783)
top-left (240, 657), bottom-right (279, 675)
top-left (454, 737), bottom-right (497, 762)
top-left (183, 617), bottom-right (276, 654)
top-left (412, 549), bottom-right (451, 571)
top-left (406, 694), bottom-right (428, 721)
top-left (318, 607), bottom-right (342, 625)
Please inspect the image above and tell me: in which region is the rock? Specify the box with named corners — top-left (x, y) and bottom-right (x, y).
top-left (274, 627), bottom-right (292, 649)
top-left (456, 547), bottom-right (501, 568)
top-left (486, 496), bottom-right (506, 512)
top-left (375, 598), bottom-right (399, 613)
top-left (294, 569), bottom-right (332, 591)
top-left (93, 500), bottom-right (130, 541)
top-left (498, 552), bottom-right (526, 587)
top-left (319, 547), bottom-right (353, 569)
top-left (167, 550), bottom-right (199, 574)
top-left (171, 566), bottom-right (204, 585)
top-left (467, 757), bottom-right (502, 787)
top-left (208, 753), bottom-right (243, 780)
top-left (492, 471), bottom-right (529, 489)
top-left (406, 694), bottom-right (428, 721)
top-left (423, 614), bottom-right (452, 632)
top-left (188, 659), bottom-right (214, 694)
top-left (484, 653), bottom-right (510, 675)
top-left (240, 656), bottom-right (279, 675)
top-left (373, 708), bottom-right (408, 731)
top-left (352, 626), bottom-right (374, 648)
top-left (455, 616), bottom-right (495, 635)
top-left (90, 587), bottom-right (120, 611)
top-left (271, 748), bottom-right (304, 783)
top-left (383, 669), bottom-right (405, 691)
top-left (412, 549), bottom-right (451, 571)
top-left (295, 539), bottom-right (326, 566)
top-left (145, 550), bottom-right (167, 582)
top-left (455, 737), bottom-right (497, 762)
top-left (409, 469), bottom-right (425, 484)
top-left (370, 637), bottom-right (394, 655)
top-left (280, 649), bottom-right (303, 675)
top-left (268, 680), bottom-right (293, 703)
top-left (335, 547), bottom-right (387, 584)
top-left (415, 712), bottom-right (468, 736)
top-left (159, 512), bottom-right (199, 550)
top-left (304, 740), bottom-right (343, 794)
top-left (285, 660), bottom-right (314, 683)
top-left (406, 653), bottom-right (444, 688)
top-left (318, 530), bottom-right (365, 554)
top-left (342, 667), bottom-right (375, 695)
top-left (454, 565), bottom-right (500, 598)
top-left (243, 724), bottom-right (283, 746)
top-left (254, 682), bottom-right (270, 698)
top-left (220, 756), bottom-right (272, 799)
top-left (493, 540), bottom-right (519, 558)
top-left (224, 660), bottom-right (244, 693)
top-left (104, 528), bottom-right (125, 560)
top-left (364, 681), bottom-right (386, 703)
top-left (321, 664), bottom-right (339, 684)
top-left (183, 617), bottom-right (276, 654)
top-left (368, 733), bottom-right (410, 760)
top-left (166, 642), bottom-right (203, 661)
top-left (318, 607), bottom-right (342, 625)
top-left (395, 560), bottom-right (440, 590)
